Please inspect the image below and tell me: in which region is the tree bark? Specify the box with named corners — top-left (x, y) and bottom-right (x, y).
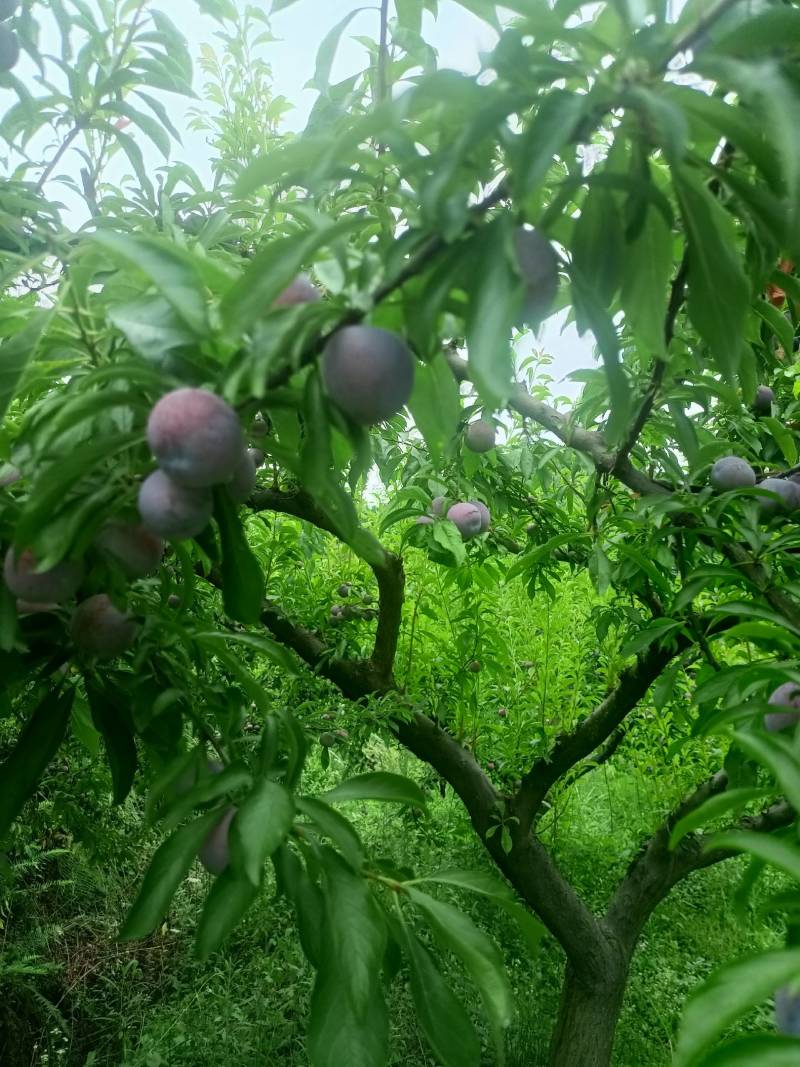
top-left (548, 950), bottom-right (629, 1067)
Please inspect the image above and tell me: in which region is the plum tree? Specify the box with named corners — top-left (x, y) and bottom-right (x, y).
top-left (709, 456), bottom-right (756, 491)
top-left (757, 478), bottom-right (800, 516)
top-left (0, 23), bottom-right (19, 70)
top-left (514, 226), bottom-right (559, 326)
top-left (227, 449), bottom-right (257, 503)
top-left (753, 385), bottom-right (775, 416)
top-left (775, 986), bottom-right (800, 1036)
top-left (322, 325), bottom-right (414, 425)
top-left (765, 683), bottom-right (800, 732)
top-left (3, 548), bottom-right (84, 603)
top-left (273, 274), bottom-right (320, 308)
top-left (464, 419), bottom-right (496, 453)
top-left (138, 470), bottom-right (213, 540)
top-left (469, 500), bottom-right (491, 533)
top-left (198, 807), bottom-right (236, 875)
top-left (447, 502), bottom-right (484, 539)
top-left (147, 388), bottom-right (244, 488)
top-left (70, 594), bottom-right (138, 659)
top-left (94, 521), bottom-right (163, 578)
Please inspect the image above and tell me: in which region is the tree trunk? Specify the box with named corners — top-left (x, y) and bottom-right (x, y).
top-left (548, 956), bottom-right (628, 1067)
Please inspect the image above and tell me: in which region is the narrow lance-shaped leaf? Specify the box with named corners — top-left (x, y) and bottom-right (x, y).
top-left (669, 787), bottom-right (771, 850)
top-left (213, 488), bottom-right (265, 625)
top-left (324, 772), bottom-right (426, 808)
top-left (0, 686), bottom-right (75, 839)
top-left (85, 678), bottom-right (138, 805)
top-left (195, 867), bottom-right (260, 960)
top-left (229, 778), bottom-right (295, 886)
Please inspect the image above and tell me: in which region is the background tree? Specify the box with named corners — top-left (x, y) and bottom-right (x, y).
top-left (2, 2), bottom-right (800, 1066)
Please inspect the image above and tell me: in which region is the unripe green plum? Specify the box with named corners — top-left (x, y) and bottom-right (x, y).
top-left (753, 385), bottom-right (774, 416)
top-left (514, 227), bottom-right (559, 327)
top-left (273, 274), bottom-right (320, 308)
top-left (70, 594), bottom-right (138, 659)
top-left (322, 325), bottom-right (414, 425)
top-left (469, 500), bottom-right (491, 533)
top-left (0, 24), bottom-right (19, 70)
top-left (447, 502), bottom-right (483, 540)
top-left (465, 419), bottom-right (496, 453)
top-left (468, 660), bottom-right (481, 673)
top-left (4, 547), bottom-right (84, 603)
top-left (95, 521), bottom-right (163, 578)
top-left (199, 806), bottom-right (236, 875)
top-left (147, 388), bottom-right (243, 488)
top-left (775, 986), bottom-right (800, 1036)
top-left (709, 456), bottom-right (756, 491)
top-left (138, 470), bottom-right (212, 540)
top-left (765, 682), bottom-right (800, 732)
top-left (758, 477), bottom-right (800, 516)
top-left (227, 449), bottom-right (257, 503)
top-left (319, 732), bottom-right (337, 747)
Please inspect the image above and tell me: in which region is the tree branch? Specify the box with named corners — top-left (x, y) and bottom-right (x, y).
top-left (250, 484), bottom-right (405, 686)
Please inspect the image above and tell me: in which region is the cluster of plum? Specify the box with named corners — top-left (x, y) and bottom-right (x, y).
top-left (0, 0), bottom-right (20, 72)
top-left (709, 454), bottom-right (800, 515)
top-left (137, 387), bottom-right (264, 540)
top-left (417, 495), bottom-right (491, 540)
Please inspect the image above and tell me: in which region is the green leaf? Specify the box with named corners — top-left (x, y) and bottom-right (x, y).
top-left (697, 1035), bottom-right (800, 1066)
top-left (160, 763), bottom-right (252, 833)
top-left (465, 217), bottom-right (520, 409)
top-left (762, 416), bottom-right (798, 468)
top-left (450, 0), bottom-right (500, 30)
top-left (756, 299), bottom-right (795, 356)
top-left (0, 687), bottom-right (74, 840)
top-left (229, 779), bottom-right (294, 886)
top-left (408, 887), bottom-right (513, 1045)
top-left (273, 845), bottom-right (324, 966)
top-left (308, 966), bottom-right (389, 1067)
top-left (195, 867), bottom-right (260, 960)
top-left (324, 772), bottom-right (426, 808)
top-left (707, 831), bottom-right (800, 885)
top-left (674, 949), bottom-right (800, 1067)
top-left (571, 274), bottom-right (631, 444)
top-left (514, 89), bottom-right (587, 194)
top-left (408, 353), bottom-right (461, 464)
top-left (213, 488), bottom-right (265, 624)
top-left (107, 295), bottom-right (196, 364)
top-left (409, 868), bottom-right (514, 901)
top-left (572, 187), bottom-right (623, 310)
top-left (669, 787), bottom-right (770, 850)
top-left (310, 8), bottom-right (371, 92)
top-left (85, 679), bottom-right (137, 805)
top-left (0, 309), bottom-right (51, 423)
top-left (402, 926), bottom-right (482, 1067)
top-left (732, 730), bottom-right (800, 814)
top-left (620, 204), bottom-right (673, 358)
top-left (120, 811), bottom-right (222, 940)
top-left (673, 166), bottom-right (750, 383)
top-left (321, 848), bottom-right (387, 1020)
top-left (92, 232), bottom-right (208, 336)
top-left (296, 797), bottom-right (364, 870)
top-left (432, 519), bottom-right (467, 566)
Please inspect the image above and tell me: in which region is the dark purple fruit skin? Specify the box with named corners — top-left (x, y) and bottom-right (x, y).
top-left (753, 385), bottom-right (775, 416)
top-left (514, 228), bottom-right (559, 327)
top-left (469, 500), bottom-right (491, 533)
top-left (757, 477), bottom-right (800, 516)
top-left (431, 495), bottom-right (446, 516)
top-left (3, 547), bottom-right (84, 603)
top-left (447, 502), bottom-right (483, 539)
top-left (95, 521), bottom-right (163, 578)
top-left (199, 807), bottom-right (236, 875)
top-left (416, 515), bottom-right (434, 525)
top-left (249, 448), bottom-right (265, 469)
top-left (322, 325), bottom-right (414, 425)
top-left (138, 470), bottom-right (213, 540)
top-left (147, 388), bottom-right (243, 488)
top-left (709, 456), bottom-right (756, 491)
top-left (465, 420), bottom-right (496, 453)
top-left (766, 682), bottom-right (800, 732)
top-left (273, 274), bottom-right (320, 308)
top-left (70, 594), bottom-right (138, 659)
top-left (775, 986), bottom-right (800, 1036)
top-left (250, 414), bottom-right (268, 438)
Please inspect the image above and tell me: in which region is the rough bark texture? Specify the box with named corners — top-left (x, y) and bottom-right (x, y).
top-left (548, 953), bottom-right (629, 1067)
